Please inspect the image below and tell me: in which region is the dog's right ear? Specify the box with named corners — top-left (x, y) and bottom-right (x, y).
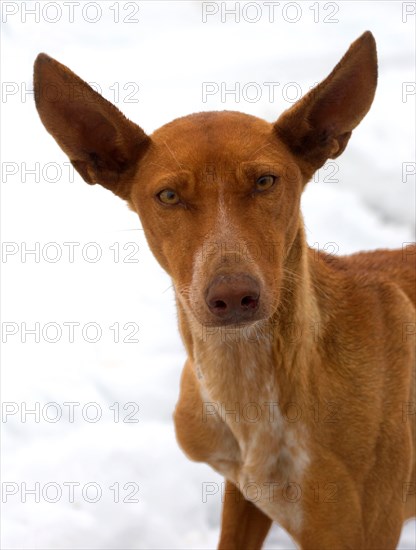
top-left (34, 54), bottom-right (149, 200)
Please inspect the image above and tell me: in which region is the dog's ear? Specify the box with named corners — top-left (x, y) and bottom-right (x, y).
top-left (34, 54), bottom-right (149, 199)
top-left (275, 31), bottom-right (377, 180)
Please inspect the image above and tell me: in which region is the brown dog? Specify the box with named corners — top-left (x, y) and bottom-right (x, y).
top-left (34, 31), bottom-right (415, 549)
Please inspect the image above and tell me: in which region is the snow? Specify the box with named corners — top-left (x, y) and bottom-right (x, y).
top-left (1, 1), bottom-right (415, 548)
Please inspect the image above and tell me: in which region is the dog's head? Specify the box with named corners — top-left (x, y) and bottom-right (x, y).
top-left (34, 32), bottom-right (377, 328)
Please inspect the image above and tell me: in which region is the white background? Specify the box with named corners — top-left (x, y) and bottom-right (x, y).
top-left (1, 1), bottom-right (415, 548)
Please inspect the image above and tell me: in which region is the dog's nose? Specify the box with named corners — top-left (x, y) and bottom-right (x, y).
top-left (205, 274), bottom-right (260, 323)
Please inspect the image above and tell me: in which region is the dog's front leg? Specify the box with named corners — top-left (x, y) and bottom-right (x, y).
top-left (218, 480), bottom-right (272, 550)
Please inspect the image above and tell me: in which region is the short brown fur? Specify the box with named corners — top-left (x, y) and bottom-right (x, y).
top-left (34, 32), bottom-right (415, 549)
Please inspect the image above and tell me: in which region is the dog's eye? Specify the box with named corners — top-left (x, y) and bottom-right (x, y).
top-left (255, 175), bottom-right (276, 191)
top-left (157, 189), bottom-right (180, 205)
top-left (256, 175), bottom-right (276, 191)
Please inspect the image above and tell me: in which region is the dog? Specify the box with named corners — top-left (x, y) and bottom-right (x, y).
top-left (34, 31), bottom-right (415, 549)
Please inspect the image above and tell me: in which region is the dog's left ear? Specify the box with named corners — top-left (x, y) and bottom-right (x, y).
top-left (275, 31), bottom-right (377, 180)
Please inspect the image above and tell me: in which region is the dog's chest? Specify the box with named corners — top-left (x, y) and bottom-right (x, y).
top-left (195, 335), bottom-right (310, 531)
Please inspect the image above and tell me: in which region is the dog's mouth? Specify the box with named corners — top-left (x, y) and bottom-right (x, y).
top-left (195, 314), bottom-right (272, 346)
top-left (201, 316), bottom-right (261, 329)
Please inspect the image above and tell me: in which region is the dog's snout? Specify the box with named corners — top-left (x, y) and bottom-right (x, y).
top-left (205, 274), bottom-right (260, 323)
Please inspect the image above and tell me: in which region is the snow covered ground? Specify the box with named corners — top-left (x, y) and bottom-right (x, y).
top-left (1, 1), bottom-right (415, 548)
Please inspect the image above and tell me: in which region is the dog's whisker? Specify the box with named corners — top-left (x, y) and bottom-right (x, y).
top-left (162, 140), bottom-right (183, 170)
top-left (116, 228), bottom-right (144, 232)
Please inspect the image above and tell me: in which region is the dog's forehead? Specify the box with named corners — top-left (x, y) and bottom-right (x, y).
top-left (149, 111), bottom-right (277, 166)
